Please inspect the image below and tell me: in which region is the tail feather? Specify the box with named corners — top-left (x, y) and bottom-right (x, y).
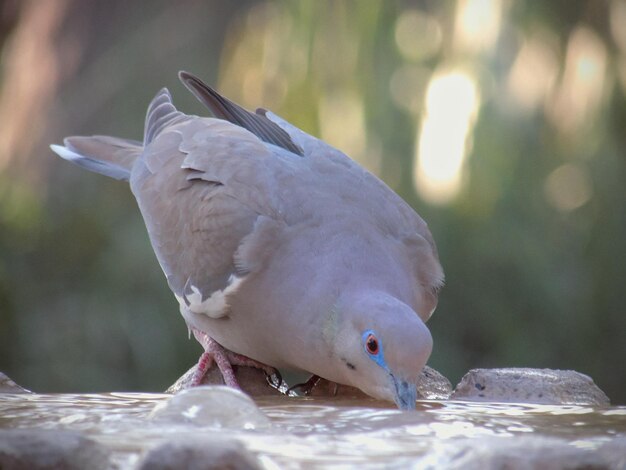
top-left (52, 87), bottom-right (182, 181)
top-left (144, 88), bottom-right (182, 144)
top-left (51, 135), bottom-right (142, 181)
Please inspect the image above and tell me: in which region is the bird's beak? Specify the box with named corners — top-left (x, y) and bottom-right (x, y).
top-left (392, 376), bottom-right (417, 410)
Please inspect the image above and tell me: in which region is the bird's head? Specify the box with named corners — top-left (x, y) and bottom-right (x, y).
top-left (327, 291), bottom-right (433, 410)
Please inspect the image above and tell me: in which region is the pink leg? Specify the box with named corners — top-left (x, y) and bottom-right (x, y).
top-left (190, 329), bottom-right (279, 389)
top-left (191, 351), bottom-right (214, 386)
top-left (206, 336), bottom-right (240, 389)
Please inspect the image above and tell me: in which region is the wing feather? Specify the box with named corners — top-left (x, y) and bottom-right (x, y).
top-left (178, 71), bottom-right (304, 156)
top-left (131, 116), bottom-right (281, 317)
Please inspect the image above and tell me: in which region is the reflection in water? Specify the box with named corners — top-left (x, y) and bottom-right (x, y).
top-left (0, 393), bottom-right (624, 468)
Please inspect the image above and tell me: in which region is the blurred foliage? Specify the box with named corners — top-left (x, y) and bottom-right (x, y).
top-left (0, 0), bottom-right (624, 403)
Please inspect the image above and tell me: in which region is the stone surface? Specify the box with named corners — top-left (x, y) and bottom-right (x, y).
top-left (138, 437), bottom-right (261, 470)
top-left (419, 435), bottom-right (626, 470)
top-left (306, 365), bottom-right (452, 400)
top-left (167, 364), bottom-right (284, 396)
top-left (416, 366), bottom-right (453, 400)
top-left (0, 373), bottom-right (30, 394)
top-left (0, 429), bottom-right (110, 470)
top-left (168, 364), bottom-right (613, 406)
top-left (170, 365), bottom-right (451, 402)
top-left (150, 385), bottom-right (271, 429)
top-left (451, 368), bottom-right (610, 405)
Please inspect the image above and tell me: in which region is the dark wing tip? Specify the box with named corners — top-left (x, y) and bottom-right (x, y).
top-left (178, 71), bottom-right (200, 94)
top-left (178, 70), bottom-right (193, 83)
top-left (178, 71), bottom-right (234, 122)
top-left (177, 71), bottom-right (304, 157)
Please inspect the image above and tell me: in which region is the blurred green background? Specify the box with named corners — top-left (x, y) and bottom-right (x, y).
top-left (0, 0), bottom-right (624, 403)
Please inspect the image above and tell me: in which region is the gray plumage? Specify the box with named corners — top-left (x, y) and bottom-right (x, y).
top-left (51, 72), bottom-right (444, 409)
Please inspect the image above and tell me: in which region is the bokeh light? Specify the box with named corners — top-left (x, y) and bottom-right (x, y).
top-left (453, 0), bottom-right (502, 54)
top-left (547, 26), bottom-right (607, 135)
top-left (507, 31), bottom-right (559, 112)
top-left (414, 70), bottom-right (480, 204)
top-left (394, 9), bottom-right (442, 62)
top-left (544, 164), bottom-right (593, 212)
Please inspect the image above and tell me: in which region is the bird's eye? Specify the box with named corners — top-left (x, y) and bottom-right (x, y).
top-left (365, 333), bottom-right (379, 355)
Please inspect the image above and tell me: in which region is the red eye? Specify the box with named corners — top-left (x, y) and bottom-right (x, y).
top-left (366, 334), bottom-right (379, 355)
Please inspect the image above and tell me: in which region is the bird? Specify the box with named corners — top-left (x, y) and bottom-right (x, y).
top-left (50, 71), bottom-right (444, 410)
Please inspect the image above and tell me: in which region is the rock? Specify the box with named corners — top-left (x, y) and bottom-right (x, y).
top-left (0, 429), bottom-right (110, 470)
top-left (138, 437), bottom-right (261, 470)
top-left (451, 368), bottom-right (610, 405)
top-left (167, 365), bottom-right (284, 396)
top-left (306, 366), bottom-right (452, 400)
top-left (417, 366), bottom-right (453, 400)
top-left (0, 373), bottom-right (30, 394)
top-left (168, 363), bottom-right (451, 406)
top-left (149, 385), bottom-right (271, 429)
top-left (418, 435), bottom-right (626, 470)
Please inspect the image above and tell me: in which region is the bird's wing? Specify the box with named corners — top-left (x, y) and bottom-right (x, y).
top-left (132, 103), bottom-right (292, 319)
top-left (178, 71), bottom-right (304, 157)
top-left (400, 224), bottom-right (444, 321)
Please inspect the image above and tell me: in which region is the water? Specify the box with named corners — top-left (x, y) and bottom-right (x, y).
top-left (1, 392), bottom-right (625, 468)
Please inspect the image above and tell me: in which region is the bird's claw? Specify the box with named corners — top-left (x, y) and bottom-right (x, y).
top-left (287, 375), bottom-right (321, 396)
top-left (265, 369), bottom-right (288, 393)
top-left (192, 328), bottom-right (282, 391)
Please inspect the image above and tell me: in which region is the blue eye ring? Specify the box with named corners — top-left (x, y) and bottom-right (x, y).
top-left (362, 329), bottom-right (387, 369)
top-left (365, 333), bottom-right (379, 355)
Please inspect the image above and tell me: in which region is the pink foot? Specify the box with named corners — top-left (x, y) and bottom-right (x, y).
top-left (191, 329), bottom-right (280, 389)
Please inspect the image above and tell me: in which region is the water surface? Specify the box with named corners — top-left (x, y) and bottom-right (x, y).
top-left (1, 392), bottom-right (625, 468)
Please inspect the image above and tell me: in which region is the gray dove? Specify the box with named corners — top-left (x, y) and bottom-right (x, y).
top-left (51, 72), bottom-right (444, 410)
